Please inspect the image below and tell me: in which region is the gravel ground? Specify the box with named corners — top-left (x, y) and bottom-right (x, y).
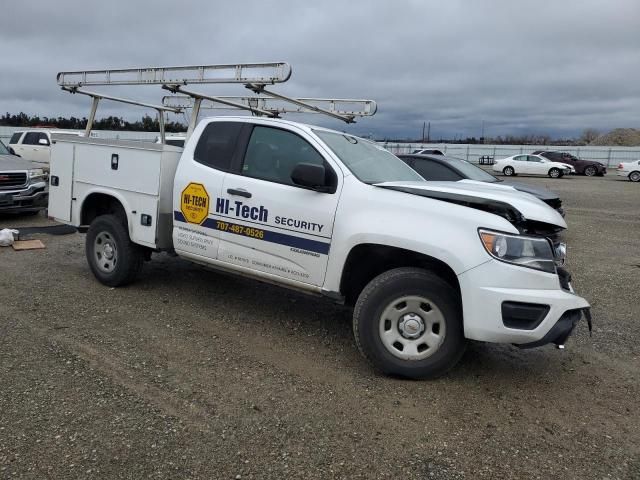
top-left (0, 174), bottom-right (638, 479)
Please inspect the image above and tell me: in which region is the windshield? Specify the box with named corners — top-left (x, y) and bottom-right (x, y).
top-left (315, 131), bottom-right (423, 184)
top-left (446, 156), bottom-right (500, 183)
top-left (0, 140), bottom-right (9, 155)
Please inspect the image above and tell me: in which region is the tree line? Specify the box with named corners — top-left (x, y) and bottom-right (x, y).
top-left (0, 112), bottom-right (187, 132)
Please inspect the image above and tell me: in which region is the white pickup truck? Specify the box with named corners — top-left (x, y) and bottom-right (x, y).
top-left (48, 115), bottom-right (591, 379)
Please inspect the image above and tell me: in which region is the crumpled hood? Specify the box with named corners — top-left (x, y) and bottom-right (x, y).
top-left (374, 180), bottom-right (567, 228)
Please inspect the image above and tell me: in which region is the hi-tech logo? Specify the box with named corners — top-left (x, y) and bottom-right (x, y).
top-left (215, 198), bottom-right (268, 222)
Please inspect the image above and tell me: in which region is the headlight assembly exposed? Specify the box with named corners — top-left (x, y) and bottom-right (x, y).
top-left (29, 168), bottom-right (46, 180)
top-left (479, 229), bottom-right (556, 273)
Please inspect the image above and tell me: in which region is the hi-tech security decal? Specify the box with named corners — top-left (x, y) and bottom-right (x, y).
top-left (180, 183), bottom-right (210, 225)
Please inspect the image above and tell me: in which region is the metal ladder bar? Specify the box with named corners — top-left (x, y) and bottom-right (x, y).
top-left (162, 85), bottom-right (278, 118)
top-left (246, 84), bottom-right (359, 123)
top-left (162, 95), bottom-right (377, 117)
top-left (57, 62), bottom-right (292, 87)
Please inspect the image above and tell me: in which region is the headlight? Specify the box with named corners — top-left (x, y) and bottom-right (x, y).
top-left (479, 229), bottom-right (556, 273)
top-left (29, 168), bottom-right (46, 179)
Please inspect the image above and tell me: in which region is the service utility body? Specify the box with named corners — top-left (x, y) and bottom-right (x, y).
top-left (48, 63), bottom-right (591, 378)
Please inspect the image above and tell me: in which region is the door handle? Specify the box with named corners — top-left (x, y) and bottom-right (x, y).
top-left (227, 188), bottom-right (252, 198)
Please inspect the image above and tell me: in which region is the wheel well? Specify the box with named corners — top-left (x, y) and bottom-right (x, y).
top-left (80, 193), bottom-right (127, 229)
top-left (339, 244), bottom-right (460, 306)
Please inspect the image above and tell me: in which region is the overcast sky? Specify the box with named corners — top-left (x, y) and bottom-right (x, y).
top-left (1, 0), bottom-right (639, 139)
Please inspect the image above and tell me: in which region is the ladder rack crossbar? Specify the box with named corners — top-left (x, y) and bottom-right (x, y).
top-left (57, 62), bottom-right (292, 87)
top-left (162, 95), bottom-right (377, 116)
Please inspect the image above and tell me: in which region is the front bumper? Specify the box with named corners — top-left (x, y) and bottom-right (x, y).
top-left (458, 259), bottom-right (590, 346)
top-left (0, 182), bottom-right (49, 212)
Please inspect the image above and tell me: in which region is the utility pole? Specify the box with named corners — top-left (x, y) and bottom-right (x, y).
top-left (422, 121), bottom-right (426, 143)
top-left (480, 120), bottom-right (485, 144)
top-left (427, 122), bottom-right (431, 143)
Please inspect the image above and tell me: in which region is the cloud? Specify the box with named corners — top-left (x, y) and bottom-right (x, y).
top-left (1, 0), bottom-right (638, 139)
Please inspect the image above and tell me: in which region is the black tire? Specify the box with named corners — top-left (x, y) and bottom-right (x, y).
top-left (85, 214), bottom-right (143, 287)
top-left (548, 168), bottom-right (561, 178)
top-left (353, 267), bottom-right (466, 379)
top-left (629, 171), bottom-right (640, 183)
top-left (503, 166), bottom-right (515, 176)
top-left (584, 166), bottom-right (597, 177)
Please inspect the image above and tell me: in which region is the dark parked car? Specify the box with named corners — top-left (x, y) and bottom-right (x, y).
top-left (398, 154), bottom-right (564, 216)
top-left (532, 150), bottom-right (606, 177)
top-left (411, 148), bottom-right (444, 155)
top-left (0, 140), bottom-right (49, 214)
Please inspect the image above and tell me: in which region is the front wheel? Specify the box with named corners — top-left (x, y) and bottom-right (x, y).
top-left (503, 166), bottom-right (515, 176)
top-left (86, 214), bottom-right (144, 287)
top-left (353, 268), bottom-right (466, 379)
top-left (629, 171), bottom-right (640, 182)
top-left (549, 168), bottom-right (562, 178)
top-left (584, 166), bottom-right (597, 176)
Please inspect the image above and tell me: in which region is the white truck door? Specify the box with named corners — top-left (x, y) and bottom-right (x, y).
top-left (217, 125), bottom-right (340, 287)
top-left (48, 140), bottom-right (75, 222)
top-left (172, 121), bottom-right (245, 260)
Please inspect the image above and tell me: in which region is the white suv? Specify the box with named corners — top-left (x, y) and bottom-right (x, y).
top-left (9, 129), bottom-right (82, 164)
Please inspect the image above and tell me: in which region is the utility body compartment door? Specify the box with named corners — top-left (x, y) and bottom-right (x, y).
top-left (48, 139), bottom-right (75, 222)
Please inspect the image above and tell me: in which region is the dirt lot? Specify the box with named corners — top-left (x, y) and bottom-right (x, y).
top-left (1, 174), bottom-right (638, 479)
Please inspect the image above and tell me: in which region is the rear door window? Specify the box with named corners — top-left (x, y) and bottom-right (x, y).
top-left (22, 132), bottom-right (41, 145)
top-left (193, 122), bottom-right (244, 171)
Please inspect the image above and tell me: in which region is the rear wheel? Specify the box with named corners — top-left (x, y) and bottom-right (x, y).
top-left (503, 166), bottom-right (515, 176)
top-left (630, 171), bottom-right (640, 182)
top-left (549, 168), bottom-right (561, 178)
top-left (584, 166), bottom-right (597, 177)
top-left (86, 214), bottom-right (144, 287)
top-left (353, 268), bottom-right (466, 379)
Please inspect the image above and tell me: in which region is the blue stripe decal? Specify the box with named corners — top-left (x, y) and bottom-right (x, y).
top-left (173, 211), bottom-right (330, 255)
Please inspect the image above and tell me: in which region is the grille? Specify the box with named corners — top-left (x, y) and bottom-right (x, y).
top-left (0, 171), bottom-right (27, 189)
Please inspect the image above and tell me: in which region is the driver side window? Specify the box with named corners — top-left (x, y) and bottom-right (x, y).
top-left (242, 126), bottom-right (333, 188)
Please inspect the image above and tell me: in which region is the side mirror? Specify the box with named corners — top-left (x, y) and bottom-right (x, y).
top-left (38, 138), bottom-right (50, 146)
top-left (291, 163), bottom-right (330, 192)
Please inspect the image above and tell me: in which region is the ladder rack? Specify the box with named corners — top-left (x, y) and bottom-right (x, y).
top-left (57, 62), bottom-right (376, 142)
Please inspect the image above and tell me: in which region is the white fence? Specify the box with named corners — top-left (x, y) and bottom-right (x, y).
top-left (381, 143), bottom-right (640, 167)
